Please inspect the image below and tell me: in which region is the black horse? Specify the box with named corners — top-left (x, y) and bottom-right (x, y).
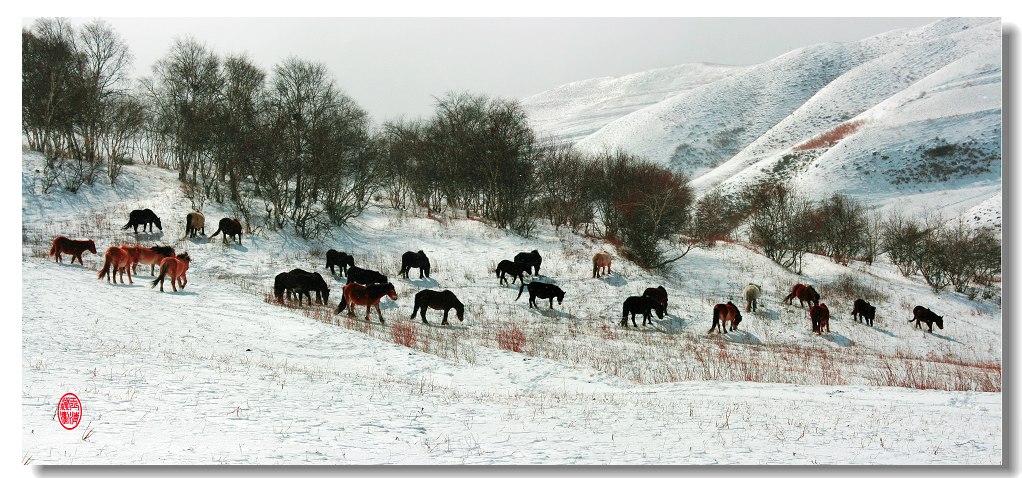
top-left (400, 250), bottom-right (431, 279)
top-left (274, 269), bottom-right (330, 306)
top-left (514, 250), bottom-right (542, 276)
top-left (122, 209), bottom-right (162, 233)
top-left (852, 299), bottom-right (876, 327)
top-left (496, 260), bottom-right (527, 286)
top-left (410, 290), bottom-right (464, 325)
top-left (345, 265), bottom-right (387, 285)
top-left (209, 217), bottom-right (243, 245)
top-left (642, 286), bottom-right (669, 315)
top-left (911, 306), bottom-right (944, 332)
top-left (621, 295), bottom-right (664, 327)
top-left (516, 281), bottom-right (564, 309)
top-left (326, 249), bottom-right (355, 276)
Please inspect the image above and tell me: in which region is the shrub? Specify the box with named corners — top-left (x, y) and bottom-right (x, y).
top-left (390, 322), bottom-right (418, 348)
top-left (496, 323), bottom-right (526, 353)
top-left (793, 120), bottom-right (865, 151)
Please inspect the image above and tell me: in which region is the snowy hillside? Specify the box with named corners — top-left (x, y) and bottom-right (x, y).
top-left (522, 63), bottom-right (747, 144)
top-left (522, 18), bottom-right (1002, 228)
top-left (22, 152), bottom-right (1001, 464)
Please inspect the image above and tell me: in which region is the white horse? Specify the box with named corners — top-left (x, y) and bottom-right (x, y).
top-left (743, 283), bottom-right (762, 312)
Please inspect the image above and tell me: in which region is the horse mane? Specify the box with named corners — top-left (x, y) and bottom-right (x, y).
top-left (177, 252), bottom-right (191, 262)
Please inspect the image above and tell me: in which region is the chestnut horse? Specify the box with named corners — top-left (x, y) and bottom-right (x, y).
top-left (50, 236), bottom-right (97, 265)
top-left (336, 282), bottom-right (398, 323)
top-left (784, 284), bottom-right (820, 307)
top-left (120, 245), bottom-right (175, 275)
top-left (150, 252), bottom-right (191, 292)
top-left (743, 283), bottom-right (762, 312)
top-left (592, 251), bottom-right (612, 278)
top-left (709, 302), bottom-right (743, 334)
top-left (98, 246), bottom-right (133, 284)
top-left (810, 303), bottom-right (831, 334)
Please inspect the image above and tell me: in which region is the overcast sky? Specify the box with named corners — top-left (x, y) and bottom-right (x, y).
top-left (25, 17), bottom-right (941, 122)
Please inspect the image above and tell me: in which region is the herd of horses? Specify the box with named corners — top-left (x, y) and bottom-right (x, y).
top-left (49, 210), bottom-right (951, 336)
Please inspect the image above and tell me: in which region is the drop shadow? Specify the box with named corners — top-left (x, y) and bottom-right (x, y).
top-left (406, 277), bottom-right (439, 288)
top-left (155, 289), bottom-right (198, 296)
top-left (599, 273), bottom-right (628, 287)
top-left (132, 231), bottom-right (164, 241)
top-left (224, 244), bottom-right (249, 253)
top-left (928, 331), bottom-right (963, 344)
top-left (526, 306), bottom-right (570, 319)
top-left (861, 323), bottom-right (897, 337)
top-left (652, 313), bottom-right (689, 333)
top-left (721, 329), bottom-right (763, 345)
top-left (821, 332), bottom-right (853, 347)
top-left (419, 321), bottom-right (470, 330)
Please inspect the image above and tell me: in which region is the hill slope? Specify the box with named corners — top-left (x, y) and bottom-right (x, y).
top-left (21, 152), bottom-right (1001, 464)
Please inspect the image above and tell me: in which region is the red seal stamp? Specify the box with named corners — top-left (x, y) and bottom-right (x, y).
top-left (57, 393), bottom-right (82, 430)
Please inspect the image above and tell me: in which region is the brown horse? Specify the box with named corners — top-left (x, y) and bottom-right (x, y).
top-left (120, 245), bottom-right (175, 275)
top-left (150, 252), bottom-right (191, 292)
top-left (50, 236), bottom-right (97, 265)
top-left (784, 284), bottom-right (820, 307)
top-left (185, 212), bottom-right (205, 238)
top-left (810, 303), bottom-right (830, 335)
top-left (592, 251), bottom-right (612, 278)
top-left (336, 282), bottom-right (398, 323)
top-left (709, 302), bottom-right (743, 334)
top-left (98, 246), bottom-right (133, 284)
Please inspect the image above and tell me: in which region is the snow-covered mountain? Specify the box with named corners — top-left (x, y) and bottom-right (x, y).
top-left (521, 18), bottom-right (1002, 228)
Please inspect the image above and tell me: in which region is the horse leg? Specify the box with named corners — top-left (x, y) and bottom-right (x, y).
top-left (753, 299), bottom-right (757, 312)
top-left (375, 303), bottom-right (385, 324)
top-left (171, 274), bottom-right (178, 292)
top-left (126, 265), bottom-right (133, 284)
top-left (179, 273), bottom-right (187, 289)
top-left (548, 297), bottom-right (554, 309)
top-left (441, 309), bottom-right (449, 326)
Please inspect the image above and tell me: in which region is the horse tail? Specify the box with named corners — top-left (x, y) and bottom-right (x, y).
top-left (592, 257), bottom-right (598, 278)
top-left (516, 283), bottom-right (527, 301)
top-left (336, 292), bottom-right (348, 315)
top-left (121, 221), bottom-right (131, 230)
top-left (97, 255), bottom-right (111, 280)
top-left (49, 239), bottom-right (57, 257)
top-left (208, 226), bottom-right (222, 240)
top-left (151, 262), bottom-right (168, 288)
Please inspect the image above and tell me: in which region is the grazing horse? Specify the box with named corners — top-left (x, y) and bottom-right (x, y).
top-left (514, 250), bottom-right (543, 276)
top-left (743, 283), bottom-right (762, 312)
top-left (516, 282), bottom-right (565, 309)
top-left (642, 286), bottom-right (669, 315)
top-left (911, 306), bottom-right (944, 332)
top-left (49, 236), bottom-right (97, 265)
top-left (810, 303), bottom-right (831, 334)
top-left (621, 295), bottom-right (664, 327)
top-left (345, 265), bottom-right (387, 285)
top-left (326, 249), bottom-right (355, 276)
top-left (709, 302), bottom-right (743, 334)
top-left (784, 284), bottom-right (820, 307)
top-left (185, 212), bottom-right (205, 238)
top-left (336, 282), bottom-right (398, 323)
top-left (120, 244), bottom-right (175, 275)
top-left (852, 299), bottom-right (876, 327)
top-left (98, 246), bottom-right (134, 284)
top-left (592, 251), bottom-right (612, 278)
top-left (150, 252), bottom-right (191, 292)
top-left (400, 250), bottom-right (431, 279)
top-left (410, 290), bottom-right (464, 325)
top-left (274, 269), bottom-right (331, 306)
top-left (122, 209), bottom-right (162, 233)
top-left (496, 260), bottom-right (527, 286)
top-left (209, 218), bottom-right (243, 245)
